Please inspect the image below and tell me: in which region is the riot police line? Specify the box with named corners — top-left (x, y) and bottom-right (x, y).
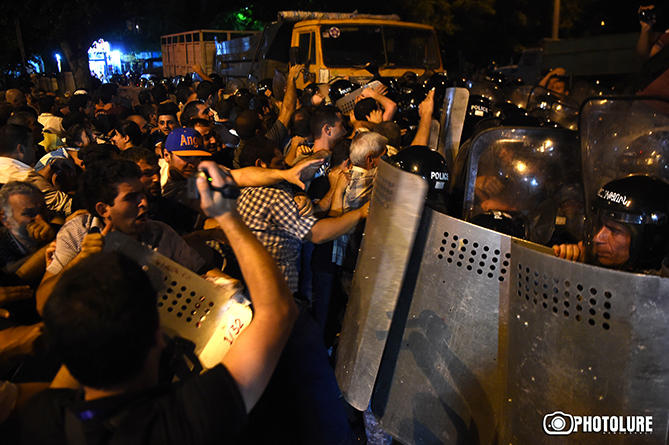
top-left (333, 89), bottom-right (669, 444)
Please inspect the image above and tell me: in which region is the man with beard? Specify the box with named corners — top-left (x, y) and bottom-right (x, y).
top-left (0, 182), bottom-right (55, 269)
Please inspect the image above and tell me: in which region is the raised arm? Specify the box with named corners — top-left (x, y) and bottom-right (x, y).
top-left (277, 65), bottom-right (303, 128)
top-left (411, 89), bottom-right (435, 147)
top-left (229, 157), bottom-right (324, 190)
top-left (196, 161), bottom-right (298, 412)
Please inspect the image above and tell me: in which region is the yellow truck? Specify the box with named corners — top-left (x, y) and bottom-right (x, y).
top-left (215, 11), bottom-right (444, 88)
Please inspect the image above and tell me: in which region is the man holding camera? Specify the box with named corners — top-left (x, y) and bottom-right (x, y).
top-left (20, 161), bottom-right (300, 444)
top-left (637, 3), bottom-right (669, 97)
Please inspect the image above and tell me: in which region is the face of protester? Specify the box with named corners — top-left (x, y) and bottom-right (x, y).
top-left (96, 179), bottom-right (149, 236)
top-left (165, 152), bottom-right (203, 178)
top-left (592, 218), bottom-right (631, 267)
top-left (0, 192), bottom-right (43, 243)
top-left (111, 130), bottom-right (131, 150)
top-left (195, 103), bottom-right (213, 123)
top-left (158, 114), bottom-right (178, 136)
top-left (194, 123), bottom-right (218, 153)
top-left (127, 115), bottom-right (150, 134)
top-left (136, 159), bottom-right (161, 198)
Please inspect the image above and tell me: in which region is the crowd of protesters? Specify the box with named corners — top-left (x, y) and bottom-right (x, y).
top-left (0, 62), bottom-right (436, 444)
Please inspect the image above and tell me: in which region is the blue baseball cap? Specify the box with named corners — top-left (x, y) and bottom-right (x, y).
top-left (164, 127), bottom-right (211, 157)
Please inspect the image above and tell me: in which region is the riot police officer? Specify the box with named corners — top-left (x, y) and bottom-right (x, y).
top-left (553, 175), bottom-right (669, 274)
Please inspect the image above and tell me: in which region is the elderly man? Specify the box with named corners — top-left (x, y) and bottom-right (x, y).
top-left (0, 182), bottom-right (55, 270)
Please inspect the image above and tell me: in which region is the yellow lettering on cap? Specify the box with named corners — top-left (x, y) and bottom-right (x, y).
top-left (181, 135), bottom-right (187, 145)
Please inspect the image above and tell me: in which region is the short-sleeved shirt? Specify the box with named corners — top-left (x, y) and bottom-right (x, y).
top-left (236, 184), bottom-right (317, 292)
top-left (47, 213), bottom-right (206, 275)
top-left (19, 364), bottom-right (247, 445)
top-left (0, 157), bottom-right (72, 215)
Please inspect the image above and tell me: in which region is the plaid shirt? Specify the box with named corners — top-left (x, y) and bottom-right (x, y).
top-left (236, 184), bottom-right (317, 293)
top-left (332, 166), bottom-right (377, 265)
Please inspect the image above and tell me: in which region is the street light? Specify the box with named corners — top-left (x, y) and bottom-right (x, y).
top-left (55, 53), bottom-right (62, 72)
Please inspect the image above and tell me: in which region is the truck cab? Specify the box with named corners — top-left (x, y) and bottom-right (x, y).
top-left (215, 11), bottom-right (444, 88)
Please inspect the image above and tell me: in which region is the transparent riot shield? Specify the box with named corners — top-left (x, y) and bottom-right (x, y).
top-left (502, 241), bottom-right (669, 444)
top-left (580, 96), bottom-right (669, 213)
top-left (462, 127), bottom-right (584, 246)
top-left (526, 86), bottom-right (580, 131)
top-left (335, 159), bottom-right (429, 411)
top-left (104, 232), bottom-right (252, 369)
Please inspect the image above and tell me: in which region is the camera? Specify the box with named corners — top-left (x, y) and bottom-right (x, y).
top-left (543, 411), bottom-right (574, 435)
top-left (186, 171), bottom-right (240, 200)
top-left (640, 8), bottom-right (657, 24)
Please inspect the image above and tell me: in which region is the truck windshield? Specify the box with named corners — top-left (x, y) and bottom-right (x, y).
top-left (320, 25), bottom-right (440, 69)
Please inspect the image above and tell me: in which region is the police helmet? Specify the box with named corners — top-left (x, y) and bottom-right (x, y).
top-left (329, 79), bottom-right (357, 103)
top-left (391, 146), bottom-right (450, 209)
top-left (593, 175), bottom-right (669, 270)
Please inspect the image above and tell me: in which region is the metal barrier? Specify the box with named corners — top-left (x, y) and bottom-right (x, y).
top-left (502, 242), bottom-right (669, 444)
top-left (335, 159), bottom-right (429, 411)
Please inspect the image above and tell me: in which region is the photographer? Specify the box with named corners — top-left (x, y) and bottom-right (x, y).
top-left (636, 3), bottom-right (669, 97)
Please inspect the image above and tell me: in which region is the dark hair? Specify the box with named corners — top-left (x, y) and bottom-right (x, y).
top-left (120, 146), bottom-right (158, 166)
top-left (373, 121), bottom-right (401, 149)
top-left (156, 102), bottom-right (178, 119)
top-left (11, 105), bottom-right (38, 120)
top-left (353, 97), bottom-right (379, 121)
top-left (65, 123), bottom-right (89, 147)
top-left (61, 111), bottom-right (87, 131)
top-left (196, 81), bottom-right (216, 102)
top-left (175, 85), bottom-right (194, 106)
top-left (138, 89), bottom-right (154, 105)
top-left (78, 143), bottom-right (120, 169)
top-left (310, 105), bottom-right (341, 138)
top-left (235, 109), bottom-right (261, 140)
top-left (95, 84), bottom-right (116, 104)
top-left (44, 252), bottom-right (159, 388)
top-left (188, 118), bottom-right (212, 130)
top-left (115, 120), bottom-right (143, 146)
top-left (0, 124), bottom-right (31, 156)
top-left (239, 135), bottom-right (278, 168)
top-left (151, 84), bottom-right (168, 104)
top-left (215, 98), bottom-right (234, 120)
top-left (292, 108), bottom-right (312, 138)
top-left (69, 94), bottom-right (90, 113)
top-left (331, 138), bottom-right (351, 167)
top-left (81, 159), bottom-right (141, 215)
top-left (92, 113), bottom-right (119, 136)
top-left (180, 100), bottom-right (205, 127)
top-left (37, 95), bottom-right (55, 114)
top-left (0, 103), bottom-right (13, 126)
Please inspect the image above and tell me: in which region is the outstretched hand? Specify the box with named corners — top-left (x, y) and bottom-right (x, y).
top-left (283, 158), bottom-right (325, 190)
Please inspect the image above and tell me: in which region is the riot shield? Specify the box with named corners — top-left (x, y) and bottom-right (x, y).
top-left (335, 159), bottom-right (429, 411)
top-left (104, 232), bottom-right (252, 369)
top-left (502, 242), bottom-right (669, 444)
top-left (526, 86), bottom-right (580, 131)
top-left (437, 87), bottom-right (470, 166)
top-left (580, 96), bottom-right (669, 214)
top-left (462, 127), bottom-right (584, 246)
top-left (372, 212), bottom-right (512, 444)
